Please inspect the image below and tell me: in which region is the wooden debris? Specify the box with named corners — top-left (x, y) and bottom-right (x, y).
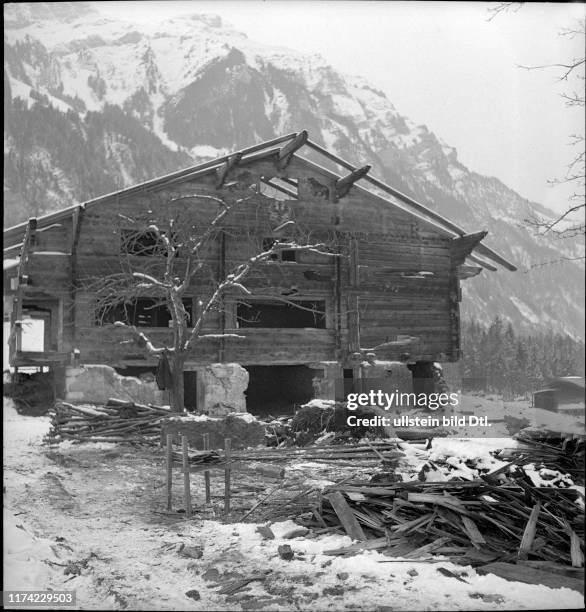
top-left (476, 562), bottom-right (584, 594)
top-left (326, 491), bottom-right (367, 541)
top-left (289, 478), bottom-right (584, 567)
top-left (47, 399), bottom-right (171, 443)
top-left (518, 502), bottom-right (540, 560)
top-left (255, 525), bottom-right (275, 540)
top-left (436, 567), bottom-right (469, 583)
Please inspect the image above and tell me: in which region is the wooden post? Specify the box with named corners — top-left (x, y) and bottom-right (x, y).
top-left (166, 434), bottom-right (173, 511)
top-left (203, 433), bottom-right (211, 504)
top-left (224, 438), bottom-right (232, 516)
top-left (182, 435), bottom-right (192, 518)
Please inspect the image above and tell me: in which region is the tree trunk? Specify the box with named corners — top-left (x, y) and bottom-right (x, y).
top-left (169, 355), bottom-right (186, 413)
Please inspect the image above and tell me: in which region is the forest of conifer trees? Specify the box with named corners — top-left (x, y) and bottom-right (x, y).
top-left (460, 317), bottom-right (585, 399)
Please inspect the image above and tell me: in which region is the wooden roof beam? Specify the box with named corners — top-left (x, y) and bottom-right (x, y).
top-left (451, 231), bottom-right (488, 266)
top-left (335, 165), bottom-right (371, 201)
top-left (468, 254), bottom-right (498, 272)
top-left (215, 152), bottom-right (242, 188)
top-left (277, 130), bottom-right (308, 169)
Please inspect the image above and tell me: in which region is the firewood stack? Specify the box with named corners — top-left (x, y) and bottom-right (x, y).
top-left (46, 398), bottom-right (171, 443)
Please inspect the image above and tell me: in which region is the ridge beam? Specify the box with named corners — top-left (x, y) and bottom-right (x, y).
top-left (335, 165), bottom-right (371, 201)
top-left (215, 153), bottom-right (242, 189)
top-left (277, 130), bottom-right (308, 169)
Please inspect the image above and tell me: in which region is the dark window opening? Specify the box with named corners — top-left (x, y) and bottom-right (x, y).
top-left (236, 300), bottom-right (326, 328)
top-left (121, 229), bottom-right (178, 257)
top-left (245, 365), bottom-right (315, 417)
top-left (339, 367), bottom-right (356, 400)
top-left (96, 298), bottom-right (193, 327)
top-left (262, 237), bottom-right (297, 262)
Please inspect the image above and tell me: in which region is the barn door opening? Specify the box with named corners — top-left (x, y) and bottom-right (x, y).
top-left (245, 365), bottom-right (315, 418)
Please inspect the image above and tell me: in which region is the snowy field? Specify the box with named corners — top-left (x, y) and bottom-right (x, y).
top-left (3, 397), bottom-right (584, 610)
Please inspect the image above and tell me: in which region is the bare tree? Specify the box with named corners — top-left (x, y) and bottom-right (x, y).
top-left (489, 4), bottom-right (585, 241)
top-left (88, 192), bottom-right (332, 412)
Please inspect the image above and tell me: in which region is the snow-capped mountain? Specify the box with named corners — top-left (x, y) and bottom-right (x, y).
top-left (4, 2), bottom-right (585, 338)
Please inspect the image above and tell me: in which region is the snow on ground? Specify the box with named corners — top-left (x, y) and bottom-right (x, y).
top-left (3, 397), bottom-right (583, 610)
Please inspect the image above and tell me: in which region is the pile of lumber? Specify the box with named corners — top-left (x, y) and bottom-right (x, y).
top-left (503, 431), bottom-right (585, 485)
top-left (294, 478), bottom-right (584, 568)
top-left (47, 399), bottom-right (171, 443)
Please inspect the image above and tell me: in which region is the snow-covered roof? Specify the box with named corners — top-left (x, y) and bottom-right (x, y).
top-left (2, 131), bottom-right (516, 271)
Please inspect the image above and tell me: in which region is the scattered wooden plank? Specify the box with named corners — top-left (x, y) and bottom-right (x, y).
top-left (570, 530), bottom-right (585, 568)
top-left (477, 562), bottom-right (584, 594)
top-left (404, 536), bottom-right (452, 559)
top-left (460, 516), bottom-right (487, 547)
top-left (326, 491), bottom-right (367, 541)
top-left (517, 560), bottom-right (586, 578)
top-left (518, 502), bottom-right (540, 560)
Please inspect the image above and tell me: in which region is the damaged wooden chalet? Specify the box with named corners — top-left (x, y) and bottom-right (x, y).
top-left (3, 131), bottom-right (515, 415)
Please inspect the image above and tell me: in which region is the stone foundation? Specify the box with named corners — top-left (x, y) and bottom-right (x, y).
top-left (65, 365), bottom-right (165, 405)
top-left (201, 363), bottom-right (249, 416)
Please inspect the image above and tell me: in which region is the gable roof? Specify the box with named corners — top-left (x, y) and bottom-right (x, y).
top-left (3, 130), bottom-right (516, 271)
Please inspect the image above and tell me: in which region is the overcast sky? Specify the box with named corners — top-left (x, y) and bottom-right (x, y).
top-left (93, 1), bottom-right (585, 214)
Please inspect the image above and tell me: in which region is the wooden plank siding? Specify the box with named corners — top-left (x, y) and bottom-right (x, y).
top-left (11, 153), bottom-right (474, 367)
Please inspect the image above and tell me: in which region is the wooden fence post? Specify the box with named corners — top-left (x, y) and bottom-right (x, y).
top-left (166, 434), bottom-right (173, 511)
top-left (182, 435), bottom-right (192, 518)
top-left (224, 438), bottom-right (232, 516)
top-left (203, 433), bottom-right (211, 504)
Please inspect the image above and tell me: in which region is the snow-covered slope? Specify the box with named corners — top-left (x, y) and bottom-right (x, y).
top-left (4, 2), bottom-right (584, 338)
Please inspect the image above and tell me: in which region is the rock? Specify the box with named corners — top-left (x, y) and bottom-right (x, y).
top-left (337, 572), bottom-right (349, 581)
top-left (469, 593), bottom-right (505, 603)
top-left (322, 585), bottom-right (345, 596)
top-left (282, 527), bottom-right (309, 539)
top-left (161, 412), bottom-right (265, 449)
top-left (256, 525), bottom-right (275, 540)
top-left (277, 544), bottom-right (294, 561)
top-left (185, 589), bottom-right (200, 601)
top-left (180, 545), bottom-right (203, 559)
top-left (407, 568), bottom-right (418, 577)
top-left (202, 568), bottom-right (220, 582)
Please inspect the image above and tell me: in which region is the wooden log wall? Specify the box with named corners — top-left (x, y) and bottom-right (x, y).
top-left (15, 154), bottom-right (466, 367)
